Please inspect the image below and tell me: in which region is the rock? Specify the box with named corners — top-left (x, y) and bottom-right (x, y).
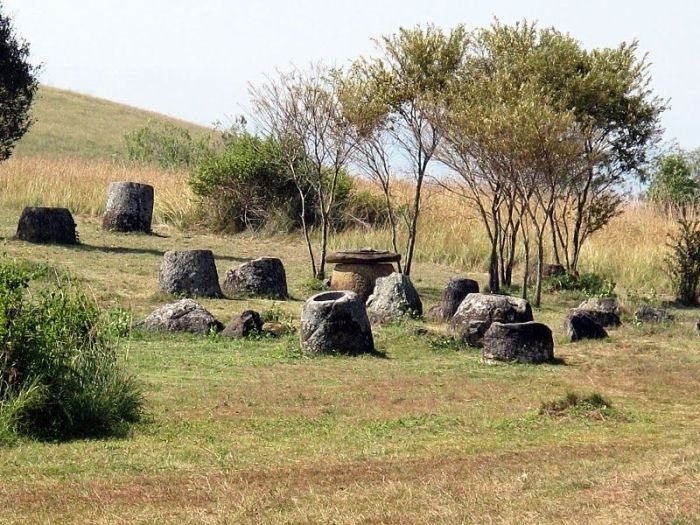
top-left (221, 310), bottom-right (263, 338)
top-left (577, 297), bottom-right (621, 327)
top-left (482, 322), bottom-right (554, 364)
top-left (300, 290), bottom-right (374, 355)
top-left (564, 309), bottom-right (608, 341)
top-left (102, 182), bottom-right (154, 233)
top-left (138, 299), bottom-right (223, 334)
top-left (158, 250), bottom-right (223, 298)
top-left (542, 263), bottom-right (566, 279)
top-left (429, 277), bottom-right (480, 322)
top-left (450, 293), bottom-right (533, 347)
top-left (330, 262), bottom-right (395, 301)
top-left (222, 257), bottom-right (288, 299)
top-left (634, 304), bottom-right (674, 324)
top-left (366, 272), bottom-right (422, 324)
top-left (16, 207), bottom-right (78, 245)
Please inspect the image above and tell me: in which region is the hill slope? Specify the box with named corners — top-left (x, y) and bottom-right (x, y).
top-left (13, 85), bottom-right (213, 159)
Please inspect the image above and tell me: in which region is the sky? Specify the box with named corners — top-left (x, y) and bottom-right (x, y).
top-left (3, 0), bottom-right (700, 148)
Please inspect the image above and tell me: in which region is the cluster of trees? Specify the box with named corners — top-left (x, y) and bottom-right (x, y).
top-left (249, 21), bottom-right (665, 302)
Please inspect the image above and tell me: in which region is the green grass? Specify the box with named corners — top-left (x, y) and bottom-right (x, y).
top-left (13, 85), bottom-right (214, 160)
top-left (0, 210), bottom-right (698, 523)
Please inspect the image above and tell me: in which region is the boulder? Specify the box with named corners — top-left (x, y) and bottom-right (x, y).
top-left (366, 272), bottom-right (422, 324)
top-left (429, 277), bottom-right (479, 322)
top-left (577, 297), bottom-right (621, 327)
top-left (450, 293), bottom-right (533, 347)
top-left (300, 290), bottom-right (374, 355)
top-left (482, 322), bottom-right (554, 364)
top-left (138, 299), bottom-right (223, 334)
top-left (158, 250), bottom-right (223, 298)
top-left (222, 257), bottom-right (288, 299)
top-left (221, 310), bottom-right (263, 338)
top-left (330, 262), bottom-right (395, 301)
top-left (564, 309), bottom-right (608, 341)
top-left (102, 182), bottom-right (154, 233)
top-left (16, 207), bottom-right (78, 245)
top-left (634, 304), bottom-right (674, 324)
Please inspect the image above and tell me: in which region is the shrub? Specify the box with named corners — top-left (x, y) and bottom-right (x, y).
top-left (665, 213), bottom-right (700, 306)
top-left (647, 152), bottom-right (699, 213)
top-left (0, 259), bottom-right (143, 441)
top-left (544, 271), bottom-right (616, 297)
top-left (539, 392), bottom-right (623, 421)
top-left (125, 120), bottom-right (213, 170)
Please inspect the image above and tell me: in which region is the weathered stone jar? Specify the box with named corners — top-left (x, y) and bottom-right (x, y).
top-left (16, 207), bottom-right (78, 244)
top-left (158, 250), bottom-right (223, 298)
top-left (300, 290), bottom-right (374, 355)
top-left (328, 249), bottom-right (401, 301)
top-left (103, 181), bottom-right (154, 233)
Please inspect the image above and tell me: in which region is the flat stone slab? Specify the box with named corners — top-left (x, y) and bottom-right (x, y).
top-left (327, 249), bottom-right (401, 265)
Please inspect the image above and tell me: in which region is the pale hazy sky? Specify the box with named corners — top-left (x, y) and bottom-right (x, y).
top-left (4, 0), bottom-right (699, 148)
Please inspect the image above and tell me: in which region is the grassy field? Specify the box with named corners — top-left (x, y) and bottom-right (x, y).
top-left (0, 88), bottom-right (698, 523)
top-left (0, 209), bottom-right (699, 523)
top-left (12, 86), bottom-right (213, 159)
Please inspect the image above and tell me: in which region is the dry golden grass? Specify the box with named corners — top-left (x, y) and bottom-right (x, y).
top-left (0, 156), bottom-right (196, 228)
top-left (0, 155), bottom-right (678, 293)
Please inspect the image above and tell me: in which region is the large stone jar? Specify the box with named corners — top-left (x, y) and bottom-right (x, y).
top-left (16, 207), bottom-right (78, 245)
top-left (158, 250), bottom-right (223, 298)
top-left (300, 290), bottom-right (374, 356)
top-left (103, 181), bottom-right (154, 233)
top-left (328, 249), bottom-right (401, 301)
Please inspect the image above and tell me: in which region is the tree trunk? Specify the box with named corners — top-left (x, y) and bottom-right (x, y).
top-left (404, 171), bottom-right (424, 277)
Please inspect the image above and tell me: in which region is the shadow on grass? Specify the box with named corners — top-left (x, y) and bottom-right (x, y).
top-left (72, 243), bottom-right (252, 263)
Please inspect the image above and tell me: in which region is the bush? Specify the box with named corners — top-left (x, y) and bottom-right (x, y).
top-left (189, 132), bottom-right (304, 233)
top-left (544, 271), bottom-right (616, 297)
top-left (0, 259), bottom-right (143, 442)
top-left (124, 120), bottom-right (213, 170)
top-left (665, 213), bottom-right (700, 306)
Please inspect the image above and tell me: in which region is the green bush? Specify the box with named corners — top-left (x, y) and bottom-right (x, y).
top-left (665, 213), bottom-right (700, 306)
top-left (544, 271), bottom-right (616, 297)
top-left (124, 120), bottom-right (213, 170)
top-left (0, 259), bottom-right (143, 442)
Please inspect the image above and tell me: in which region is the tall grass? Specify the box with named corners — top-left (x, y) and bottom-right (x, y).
top-left (0, 156), bottom-right (195, 228)
top-left (0, 155), bottom-right (675, 293)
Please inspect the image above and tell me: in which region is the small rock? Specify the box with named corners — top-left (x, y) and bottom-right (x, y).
top-left (564, 309), bottom-right (608, 341)
top-left (223, 257), bottom-right (288, 299)
top-left (221, 310), bottom-right (263, 338)
top-left (138, 299), bottom-right (223, 334)
top-left (482, 322), bottom-right (554, 364)
top-left (366, 272), bottom-right (423, 324)
top-left (634, 304), bottom-right (674, 324)
top-left (450, 293), bottom-right (533, 347)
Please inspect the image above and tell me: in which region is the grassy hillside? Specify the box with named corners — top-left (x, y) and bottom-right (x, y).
top-left (12, 85), bottom-right (213, 159)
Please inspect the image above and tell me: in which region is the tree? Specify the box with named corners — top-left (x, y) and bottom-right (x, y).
top-left (347, 25), bottom-right (469, 276)
top-left (250, 64), bottom-right (356, 280)
top-left (0, 4), bottom-right (39, 161)
top-left (647, 151), bottom-right (699, 213)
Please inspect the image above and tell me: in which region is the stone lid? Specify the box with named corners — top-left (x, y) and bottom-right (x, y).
top-left (327, 249), bottom-right (401, 264)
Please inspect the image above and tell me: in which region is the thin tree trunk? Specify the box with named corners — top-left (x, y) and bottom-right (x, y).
top-left (298, 189), bottom-right (317, 278)
top-left (404, 171), bottom-right (424, 276)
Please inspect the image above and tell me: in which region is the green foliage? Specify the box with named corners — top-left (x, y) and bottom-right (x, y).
top-left (189, 132), bottom-right (303, 233)
top-left (545, 272), bottom-right (616, 297)
top-left (647, 152), bottom-right (700, 211)
top-left (665, 213), bottom-right (700, 306)
top-left (0, 5), bottom-right (39, 162)
top-left (124, 120), bottom-right (213, 170)
top-left (0, 258), bottom-right (143, 441)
